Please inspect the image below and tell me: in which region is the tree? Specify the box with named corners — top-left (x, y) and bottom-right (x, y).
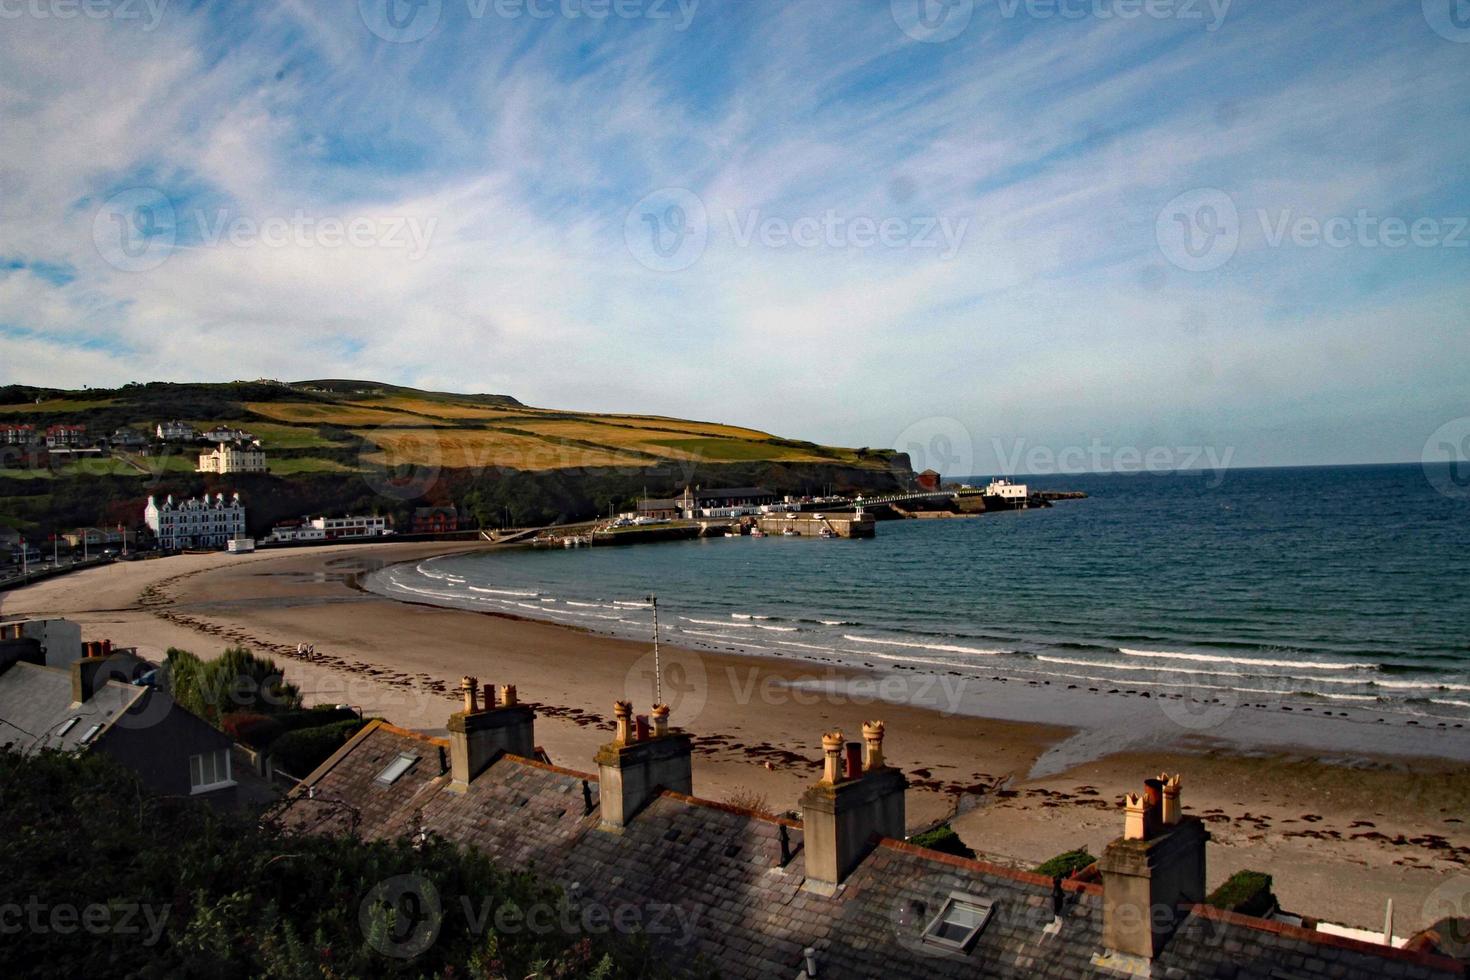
top-left (165, 646), bottom-right (302, 726)
top-left (0, 750), bottom-right (691, 978)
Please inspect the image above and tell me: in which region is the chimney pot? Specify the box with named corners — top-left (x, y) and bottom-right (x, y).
top-left (460, 675), bottom-right (479, 714)
top-left (635, 715), bottom-right (651, 741)
top-left (651, 702), bottom-right (670, 737)
top-left (499, 684), bottom-right (517, 708)
top-left (483, 682), bottom-right (496, 709)
top-left (821, 731), bottom-right (845, 784)
top-left (614, 700), bottom-right (634, 744)
top-left (861, 720), bottom-right (885, 770)
top-left (1160, 773), bottom-right (1182, 825)
top-left (843, 742), bottom-right (862, 780)
top-left (1124, 793), bottom-right (1147, 841)
top-left (1143, 777), bottom-right (1165, 836)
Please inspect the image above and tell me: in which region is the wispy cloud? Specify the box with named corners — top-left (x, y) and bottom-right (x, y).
top-left (0, 0), bottom-right (1465, 467)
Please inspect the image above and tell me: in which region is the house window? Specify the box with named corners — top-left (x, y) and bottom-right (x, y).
top-left (922, 892), bottom-right (994, 952)
top-left (189, 749), bottom-right (233, 793)
top-left (375, 753), bottom-right (419, 786)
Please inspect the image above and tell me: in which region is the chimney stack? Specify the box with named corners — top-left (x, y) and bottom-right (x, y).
top-left (1096, 773), bottom-right (1209, 969)
top-left (800, 721), bottom-right (907, 895)
top-left (595, 701), bottom-right (693, 832)
top-left (70, 658), bottom-right (110, 703)
top-left (446, 677), bottom-right (537, 792)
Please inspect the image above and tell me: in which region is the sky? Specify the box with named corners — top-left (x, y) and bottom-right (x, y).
top-left (0, 0), bottom-right (1467, 474)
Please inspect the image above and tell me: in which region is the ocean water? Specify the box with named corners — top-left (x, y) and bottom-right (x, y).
top-left (366, 464), bottom-right (1470, 723)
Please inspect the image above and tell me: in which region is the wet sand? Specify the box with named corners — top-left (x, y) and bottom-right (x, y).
top-left (3, 541), bottom-right (1467, 934)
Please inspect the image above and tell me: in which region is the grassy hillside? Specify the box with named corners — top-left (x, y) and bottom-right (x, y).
top-left (0, 380), bottom-right (911, 536)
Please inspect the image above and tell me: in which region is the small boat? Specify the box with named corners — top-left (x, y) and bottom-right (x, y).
top-left (782, 528), bottom-right (798, 537)
top-left (726, 529), bottom-right (741, 538)
top-left (819, 528), bottom-right (835, 539)
top-left (750, 529), bottom-right (766, 538)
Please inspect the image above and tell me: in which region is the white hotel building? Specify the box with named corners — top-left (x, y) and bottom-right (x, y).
top-left (265, 514), bottom-right (390, 544)
top-left (198, 442), bottom-right (267, 475)
top-left (145, 493), bottom-right (247, 550)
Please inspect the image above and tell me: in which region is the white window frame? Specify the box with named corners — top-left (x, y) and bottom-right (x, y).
top-left (189, 748), bottom-right (235, 794)
top-left (922, 891), bottom-right (994, 953)
top-left (375, 752), bottom-right (420, 786)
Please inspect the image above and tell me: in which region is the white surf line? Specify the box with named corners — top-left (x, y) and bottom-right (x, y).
top-left (844, 635), bottom-right (1002, 657)
top-left (1119, 648), bottom-right (1368, 671)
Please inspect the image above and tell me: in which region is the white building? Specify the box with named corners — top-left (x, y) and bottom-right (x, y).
top-left (156, 420), bottom-right (197, 441)
top-left (201, 426), bottom-right (255, 443)
top-left (145, 493), bottom-right (247, 550)
top-left (198, 442), bottom-right (267, 475)
top-left (265, 514), bottom-right (390, 543)
top-left (984, 478), bottom-right (1030, 502)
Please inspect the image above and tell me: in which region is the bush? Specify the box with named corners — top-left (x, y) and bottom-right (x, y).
top-left (0, 749), bottom-right (686, 978)
top-left (220, 711), bottom-right (286, 749)
top-left (270, 718), bottom-right (371, 778)
top-left (1034, 848), bottom-right (1097, 880)
top-left (270, 705), bottom-right (361, 732)
top-left (1206, 870), bottom-right (1278, 917)
top-left (165, 646), bottom-right (302, 726)
top-left (909, 824), bottom-right (976, 859)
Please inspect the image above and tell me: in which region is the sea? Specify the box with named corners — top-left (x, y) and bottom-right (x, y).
top-left (365, 464), bottom-right (1470, 725)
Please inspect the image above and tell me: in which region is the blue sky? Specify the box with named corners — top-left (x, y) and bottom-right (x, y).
top-left (0, 0), bottom-right (1467, 471)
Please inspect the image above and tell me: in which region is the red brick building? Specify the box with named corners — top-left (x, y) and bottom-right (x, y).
top-left (410, 505), bottom-right (460, 535)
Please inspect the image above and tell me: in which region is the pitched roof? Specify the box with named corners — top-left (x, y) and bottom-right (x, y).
top-left (280, 722), bottom-right (1465, 979)
top-left (0, 661), bottom-right (147, 752)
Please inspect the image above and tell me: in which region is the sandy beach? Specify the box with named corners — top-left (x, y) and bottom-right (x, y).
top-left (4, 541), bottom-right (1467, 934)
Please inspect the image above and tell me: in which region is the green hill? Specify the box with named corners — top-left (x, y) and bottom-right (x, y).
top-left (0, 380), bottom-right (911, 538)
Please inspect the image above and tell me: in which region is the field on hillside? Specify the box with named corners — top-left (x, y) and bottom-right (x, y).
top-left (1, 381), bottom-right (894, 476)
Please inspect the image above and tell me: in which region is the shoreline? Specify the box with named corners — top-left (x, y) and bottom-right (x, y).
top-left (2, 540), bottom-right (1467, 933)
top-left (365, 547), bottom-right (1470, 769)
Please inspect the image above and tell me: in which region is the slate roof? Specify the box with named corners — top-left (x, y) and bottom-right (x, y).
top-left (281, 721), bottom-right (1466, 980)
top-left (0, 661), bottom-right (147, 753)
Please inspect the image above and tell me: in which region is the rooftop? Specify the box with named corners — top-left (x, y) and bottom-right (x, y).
top-left (279, 707), bottom-right (1466, 980)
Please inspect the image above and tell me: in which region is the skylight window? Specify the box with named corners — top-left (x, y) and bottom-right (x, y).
top-left (922, 892), bottom-right (993, 953)
top-left (78, 724), bottom-right (103, 744)
top-left (375, 753), bottom-right (419, 785)
top-left (56, 718), bottom-right (80, 736)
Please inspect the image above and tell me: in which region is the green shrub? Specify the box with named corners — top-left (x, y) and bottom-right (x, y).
top-left (909, 824), bottom-right (976, 859)
top-left (220, 711), bottom-right (285, 749)
top-left (271, 705), bottom-right (361, 732)
top-left (1034, 848), bottom-right (1097, 879)
top-left (269, 717), bottom-right (371, 778)
top-left (1206, 870), bottom-right (1278, 917)
top-left (0, 749), bottom-right (687, 978)
top-left (165, 646), bottom-right (301, 725)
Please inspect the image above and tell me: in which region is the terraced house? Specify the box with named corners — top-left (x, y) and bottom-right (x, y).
top-left (278, 681), bottom-right (1466, 978)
